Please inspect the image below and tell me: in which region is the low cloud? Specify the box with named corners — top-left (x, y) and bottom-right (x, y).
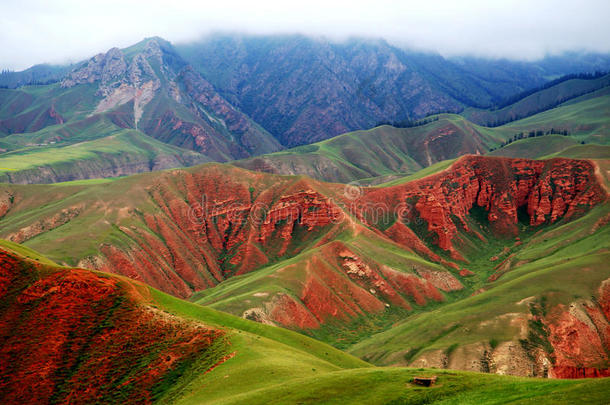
top-left (1, 0), bottom-right (609, 70)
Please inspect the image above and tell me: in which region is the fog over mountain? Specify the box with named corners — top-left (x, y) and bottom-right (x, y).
top-left (2, 0), bottom-right (610, 70)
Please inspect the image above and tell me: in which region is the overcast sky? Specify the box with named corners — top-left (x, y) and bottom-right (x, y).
top-left (1, 0), bottom-right (609, 71)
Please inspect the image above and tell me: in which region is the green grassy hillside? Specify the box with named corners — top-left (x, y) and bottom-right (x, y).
top-left (2, 241), bottom-right (609, 404)
top-left (499, 90), bottom-right (610, 142)
top-left (462, 73), bottom-right (610, 126)
top-left (235, 114), bottom-right (506, 184)
top-left (177, 367), bottom-right (610, 405)
top-left (0, 129), bottom-right (209, 183)
top-left (236, 90), bottom-right (610, 184)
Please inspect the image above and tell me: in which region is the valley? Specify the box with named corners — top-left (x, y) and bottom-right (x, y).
top-left (1, 238), bottom-right (610, 404)
top-left (1, 26), bottom-right (609, 404)
top-left (0, 153), bottom-right (608, 382)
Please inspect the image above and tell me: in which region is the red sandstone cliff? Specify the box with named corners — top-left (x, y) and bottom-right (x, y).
top-left (356, 156), bottom-right (605, 259)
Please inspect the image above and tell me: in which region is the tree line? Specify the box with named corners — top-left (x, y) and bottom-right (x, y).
top-left (376, 116), bottom-right (440, 129)
top-left (492, 71), bottom-right (608, 110)
top-left (488, 128), bottom-right (581, 152)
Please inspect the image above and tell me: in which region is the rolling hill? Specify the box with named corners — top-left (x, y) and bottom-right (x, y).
top-left (235, 87), bottom-right (610, 184)
top-left (0, 154), bottom-right (608, 379)
top-left (234, 115), bottom-right (497, 184)
top-left (0, 129), bottom-right (209, 184)
top-left (2, 241), bottom-right (610, 404)
top-left (462, 73), bottom-right (610, 126)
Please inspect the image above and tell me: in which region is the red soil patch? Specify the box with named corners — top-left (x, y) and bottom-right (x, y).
top-left (544, 280), bottom-right (610, 379)
top-left (0, 249), bottom-right (228, 404)
top-left (459, 268), bottom-right (474, 277)
top-left (263, 242), bottom-right (464, 329)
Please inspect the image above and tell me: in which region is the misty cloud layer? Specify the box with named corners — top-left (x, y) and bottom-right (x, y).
top-left (2, 0), bottom-right (609, 70)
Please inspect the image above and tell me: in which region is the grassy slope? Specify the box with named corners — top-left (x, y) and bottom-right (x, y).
top-left (0, 129), bottom-right (209, 183)
top-left (377, 159), bottom-right (456, 187)
top-left (0, 238), bottom-right (57, 265)
top-left (187, 367), bottom-right (610, 405)
top-left (0, 83), bottom-right (99, 134)
top-left (0, 172), bottom-right (154, 261)
top-left (461, 73), bottom-right (610, 126)
top-left (487, 91), bottom-right (610, 160)
top-left (151, 288), bottom-right (372, 404)
top-left (349, 202), bottom-right (610, 365)
top-left (0, 113), bottom-right (121, 151)
top-left (499, 91), bottom-right (610, 142)
top-left (234, 114), bottom-right (507, 184)
top-left (3, 241), bottom-right (608, 404)
top-left (488, 135), bottom-right (580, 159)
top-left (235, 90), bottom-right (609, 185)
top-left (542, 144), bottom-right (610, 159)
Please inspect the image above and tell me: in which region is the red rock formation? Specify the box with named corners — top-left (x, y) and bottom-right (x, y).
top-left (545, 280), bottom-right (610, 378)
top-left (0, 156), bottom-right (604, 301)
top-left (356, 156), bottom-right (605, 258)
top-left (0, 190), bottom-right (12, 219)
top-left (0, 248), bottom-right (228, 404)
top-left (256, 242), bottom-right (463, 329)
top-left (550, 366), bottom-right (610, 379)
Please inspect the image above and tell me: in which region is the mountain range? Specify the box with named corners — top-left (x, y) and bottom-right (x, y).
top-left (0, 37), bottom-right (281, 183)
top-left (1, 34), bottom-right (610, 403)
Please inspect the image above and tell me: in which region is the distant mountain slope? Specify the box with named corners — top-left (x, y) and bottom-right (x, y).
top-left (0, 63), bottom-right (73, 88)
top-left (0, 130), bottom-right (209, 184)
top-left (59, 37), bottom-right (280, 160)
top-left (235, 88), bottom-right (610, 184)
top-left (178, 34), bottom-right (610, 146)
top-left (462, 73), bottom-right (610, 126)
top-left (0, 37), bottom-right (281, 183)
